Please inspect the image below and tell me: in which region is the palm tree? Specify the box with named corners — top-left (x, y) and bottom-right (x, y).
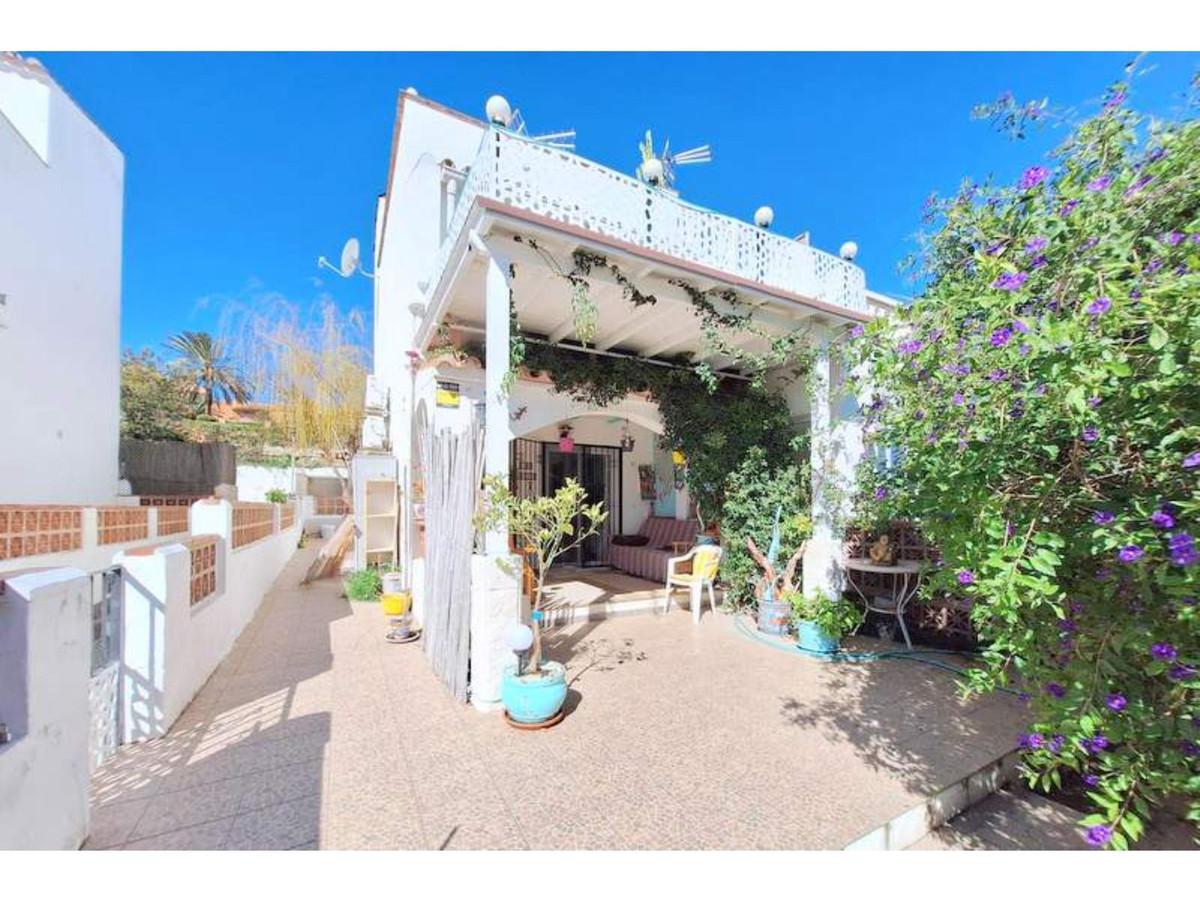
top-left (165, 331), bottom-right (252, 417)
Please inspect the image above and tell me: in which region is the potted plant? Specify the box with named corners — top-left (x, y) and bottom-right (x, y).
top-left (787, 589), bottom-right (864, 654)
top-left (343, 567), bottom-right (382, 602)
top-left (476, 474), bottom-right (606, 726)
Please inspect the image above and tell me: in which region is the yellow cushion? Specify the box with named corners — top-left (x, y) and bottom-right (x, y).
top-left (693, 549), bottom-right (720, 580)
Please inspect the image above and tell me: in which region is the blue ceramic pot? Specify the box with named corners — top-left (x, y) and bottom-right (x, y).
top-left (796, 619), bottom-right (839, 654)
top-left (501, 660), bottom-right (568, 723)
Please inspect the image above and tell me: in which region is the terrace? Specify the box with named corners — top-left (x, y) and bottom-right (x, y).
top-left (85, 544), bottom-right (1028, 850)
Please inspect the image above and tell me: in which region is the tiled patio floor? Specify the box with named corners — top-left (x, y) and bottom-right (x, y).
top-left (87, 545), bottom-right (1028, 850)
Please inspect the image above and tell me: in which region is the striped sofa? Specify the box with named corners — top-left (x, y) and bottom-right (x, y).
top-left (609, 516), bottom-right (699, 583)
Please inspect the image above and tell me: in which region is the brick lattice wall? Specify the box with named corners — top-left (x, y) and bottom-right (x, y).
top-left (232, 503), bottom-right (275, 549)
top-left (0, 505), bottom-right (84, 560)
top-left (97, 507), bottom-right (151, 546)
top-left (187, 535), bottom-right (218, 605)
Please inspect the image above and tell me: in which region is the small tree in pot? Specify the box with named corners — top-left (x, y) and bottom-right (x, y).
top-left (477, 476), bottom-right (606, 717)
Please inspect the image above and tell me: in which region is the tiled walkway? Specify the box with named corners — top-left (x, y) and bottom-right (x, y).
top-left (88, 545), bottom-right (1028, 850)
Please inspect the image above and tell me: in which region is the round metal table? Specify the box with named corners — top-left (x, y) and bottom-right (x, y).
top-left (841, 557), bottom-right (925, 650)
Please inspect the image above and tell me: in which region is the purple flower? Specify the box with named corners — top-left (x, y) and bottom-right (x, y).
top-left (1013, 318), bottom-right (1030, 334)
top-left (1104, 89), bottom-right (1126, 110)
top-left (1093, 511), bottom-right (1115, 525)
top-left (1182, 450), bottom-right (1200, 469)
top-left (1018, 166), bottom-right (1049, 190)
top-left (1087, 174), bottom-right (1113, 192)
top-left (985, 241), bottom-right (1006, 257)
top-left (1059, 199), bottom-right (1079, 217)
top-left (1169, 664), bottom-right (1197, 683)
top-left (1106, 693), bottom-right (1127, 712)
top-left (1124, 175), bottom-right (1152, 198)
top-left (1028, 255), bottom-right (1048, 270)
top-left (1180, 740), bottom-right (1200, 757)
top-left (988, 368), bottom-right (1007, 382)
top-left (1081, 426), bottom-right (1099, 443)
top-left (898, 339), bottom-right (924, 355)
top-left (874, 487), bottom-right (889, 501)
top-left (1082, 773), bottom-right (1100, 787)
top-left (1045, 682), bottom-right (1066, 699)
top-left (957, 569), bottom-right (976, 586)
top-left (1088, 396), bottom-right (1102, 409)
top-left (1086, 296), bottom-right (1111, 316)
top-left (1018, 732), bottom-right (1044, 750)
top-left (1085, 825), bottom-right (1113, 847)
top-left (1117, 545), bottom-right (1144, 563)
top-left (993, 271), bottom-right (1029, 292)
top-left (849, 324), bottom-right (864, 339)
top-left (1145, 258), bottom-right (1163, 274)
top-left (952, 392), bottom-right (965, 406)
top-left (1168, 532), bottom-right (1199, 568)
top-left (1164, 231), bottom-right (1185, 246)
top-left (1150, 509), bottom-right (1175, 529)
top-left (1025, 236), bottom-right (1048, 253)
top-left (1151, 642), bottom-right (1177, 661)
top-left (991, 327), bottom-right (1013, 347)
top-left (1089, 734), bottom-right (1109, 753)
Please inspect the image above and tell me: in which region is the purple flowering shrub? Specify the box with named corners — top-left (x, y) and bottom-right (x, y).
top-left (848, 78), bottom-right (1200, 849)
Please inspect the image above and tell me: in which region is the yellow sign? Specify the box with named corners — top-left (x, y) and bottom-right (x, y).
top-left (435, 380), bottom-right (460, 408)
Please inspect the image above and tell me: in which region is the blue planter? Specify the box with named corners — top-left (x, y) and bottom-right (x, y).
top-left (501, 660), bottom-right (568, 724)
top-left (796, 619), bottom-right (839, 654)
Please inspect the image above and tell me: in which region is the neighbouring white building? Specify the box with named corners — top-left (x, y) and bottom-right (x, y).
top-left (356, 89), bottom-right (896, 710)
top-left (0, 53), bottom-right (124, 504)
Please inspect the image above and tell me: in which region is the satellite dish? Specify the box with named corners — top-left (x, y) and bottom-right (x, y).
top-left (317, 236), bottom-right (374, 279)
top-left (339, 238), bottom-right (361, 277)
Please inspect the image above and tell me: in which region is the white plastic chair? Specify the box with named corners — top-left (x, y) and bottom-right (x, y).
top-left (663, 545), bottom-right (723, 623)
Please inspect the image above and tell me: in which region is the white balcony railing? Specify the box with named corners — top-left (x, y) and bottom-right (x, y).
top-left (427, 128), bottom-right (867, 314)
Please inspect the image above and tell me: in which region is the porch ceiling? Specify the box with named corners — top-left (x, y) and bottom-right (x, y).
top-left (440, 217), bottom-right (847, 374)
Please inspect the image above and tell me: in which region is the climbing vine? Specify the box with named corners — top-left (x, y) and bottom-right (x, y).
top-left (519, 341), bottom-right (803, 524)
top-left (510, 234), bottom-right (814, 390)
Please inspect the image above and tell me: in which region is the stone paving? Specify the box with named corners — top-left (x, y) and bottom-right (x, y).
top-left (87, 545), bottom-right (1028, 850)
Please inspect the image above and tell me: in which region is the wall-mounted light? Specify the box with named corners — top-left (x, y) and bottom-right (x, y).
top-left (754, 206), bottom-right (774, 229)
top-left (619, 418), bottom-right (636, 453)
top-left (839, 241), bottom-right (859, 261)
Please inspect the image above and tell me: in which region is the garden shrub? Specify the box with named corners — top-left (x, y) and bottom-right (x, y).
top-left (343, 568), bottom-right (382, 602)
top-left (850, 77), bottom-right (1200, 847)
top-left (718, 444), bottom-right (811, 609)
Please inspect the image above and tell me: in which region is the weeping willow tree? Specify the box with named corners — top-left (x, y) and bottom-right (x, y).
top-left (223, 296), bottom-right (369, 496)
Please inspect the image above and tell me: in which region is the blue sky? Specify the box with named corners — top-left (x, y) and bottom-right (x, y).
top-left (32, 51), bottom-right (1200, 356)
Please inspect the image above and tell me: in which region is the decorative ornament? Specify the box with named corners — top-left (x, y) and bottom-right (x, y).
top-left (868, 534), bottom-right (896, 565)
top-left (671, 449), bottom-right (687, 467)
top-left (558, 424), bottom-right (576, 453)
top-left (619, 418), bottom-right (636, 453)
top-left (636, 130), bottom-right (712, 190)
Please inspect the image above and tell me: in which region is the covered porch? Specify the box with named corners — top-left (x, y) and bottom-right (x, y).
top-left (399, 125), bottom-right (883, 713)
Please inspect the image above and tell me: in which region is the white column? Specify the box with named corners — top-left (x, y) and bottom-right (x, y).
top-left (473, 241), bottom-right (521, 712)
top-left (115, 543), bottom-right (191, 741)
top-left (802, 326), bottom-right (863, 598)
top-left (483, 244), bottom-right (514, 557)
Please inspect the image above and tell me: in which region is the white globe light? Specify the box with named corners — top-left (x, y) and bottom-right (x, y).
top-left (839, 240), bottom-right (859, 261)
top-left (485, 94), bottom-right (512, 126)
top-left (642, 157), bottom-right (664, 185)
top-left (505, 622), bottom-right (533, 652)
top-left (754, 206), bottom-right (774, 229)
top-left (405, 86), bottom-right (419, 96)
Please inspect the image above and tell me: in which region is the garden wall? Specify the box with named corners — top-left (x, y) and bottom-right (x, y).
top-left (120, 439), bottom-right (236, 496)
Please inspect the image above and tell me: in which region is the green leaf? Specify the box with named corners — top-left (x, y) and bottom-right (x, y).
top-left (1149, 324), bottom-right (1169, 350)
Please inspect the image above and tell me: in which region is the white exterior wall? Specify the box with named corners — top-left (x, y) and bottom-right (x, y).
top-left (117, 500), bottom-right (300, 741)
top-left (0, 58), bottom-right (124, 505)
top-left (0, 567), bottom-right (92, 850)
